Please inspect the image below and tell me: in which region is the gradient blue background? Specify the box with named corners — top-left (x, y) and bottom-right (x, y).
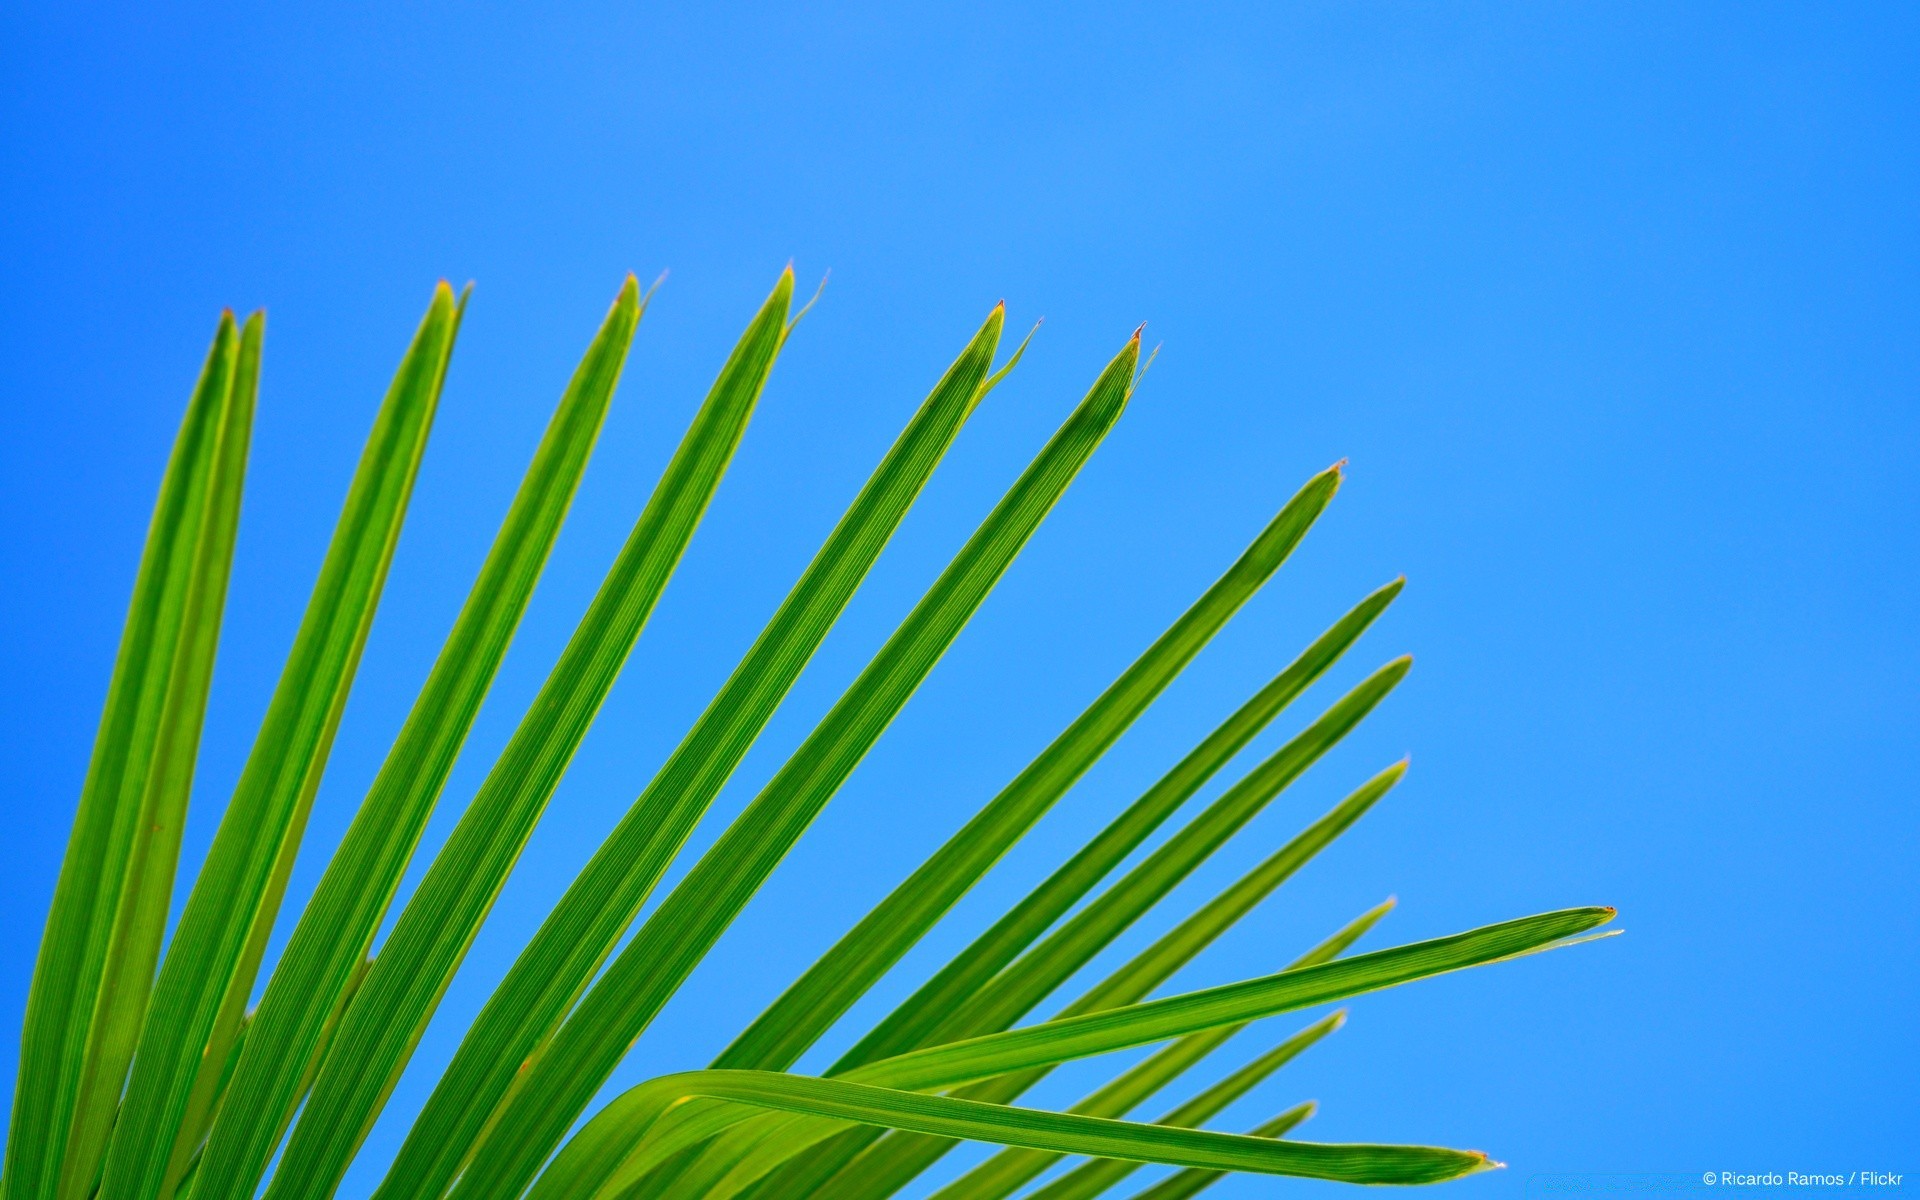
top-left (3, 3), bottom-right (1914, 1195)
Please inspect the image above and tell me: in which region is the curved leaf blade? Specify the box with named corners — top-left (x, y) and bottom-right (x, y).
top-left (757, 901), bottom-right (1607, 1200)
top-left (6, 313), bottom-right (242, 1200)
top-left (534, 1072), bottom-right (1489, 1200)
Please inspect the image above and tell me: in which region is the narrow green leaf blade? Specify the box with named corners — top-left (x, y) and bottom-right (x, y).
top-left (864, 907), bottom-right (1616, 1092)
top-left (445, 335), bottom-right (1140, 1200)
top-left (1291, 897), bottom-right (1397, 970)
top-left (57, 312), bottom-right (261, 1200)
top-left (262, 270), bottom-right (792, 1200)
top-left (371, 303), bottom-right (1012, 1200)
top-left (5, 313), bottom-right (240, 1200)
top-left (719, 465), bottom-right (1346, 1074)
top-left (189, 278), bottom-right (646, 1200)
top-left (101, 284), bottom-right (462, 1200)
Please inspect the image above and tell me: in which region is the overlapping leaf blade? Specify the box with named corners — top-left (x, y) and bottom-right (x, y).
top-left (550, 908), bottom-right (1605, 1200)
top-left (763, 904), bottom-right (1364, 1200)
top-left (752, 875), bottom-right (1399, 1200)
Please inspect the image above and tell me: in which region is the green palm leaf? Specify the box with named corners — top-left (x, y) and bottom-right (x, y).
top-left (532, 1073), bottom-right (1487, 1200)
top-left (4, 275), bottom-right (1617, 1200)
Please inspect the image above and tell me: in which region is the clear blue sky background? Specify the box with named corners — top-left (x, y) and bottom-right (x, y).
top-left (2, 3), bottom-right (1914, 1196)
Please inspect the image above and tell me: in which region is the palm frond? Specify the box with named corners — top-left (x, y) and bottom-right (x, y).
top-left (4, 274), bottom-right (1615, 1200)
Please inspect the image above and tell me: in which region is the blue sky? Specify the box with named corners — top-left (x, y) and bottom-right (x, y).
top-left (2, 3), bottom-right (1914, 1196)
